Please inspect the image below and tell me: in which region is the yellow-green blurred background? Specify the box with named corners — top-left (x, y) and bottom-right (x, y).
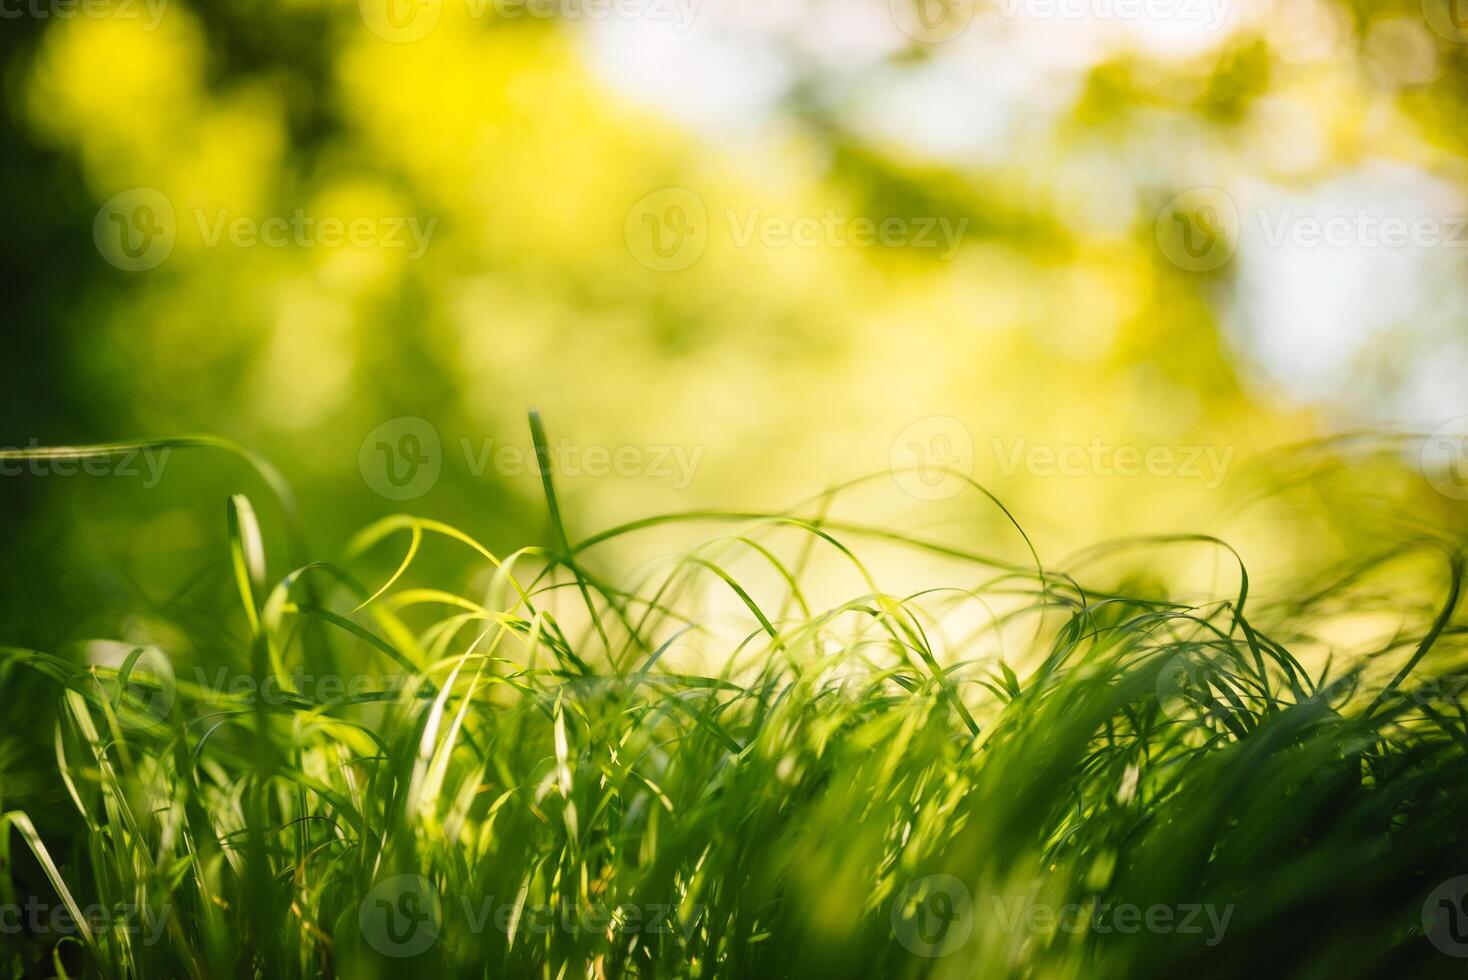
top-left (5, 0), bottom-right (1468, 647)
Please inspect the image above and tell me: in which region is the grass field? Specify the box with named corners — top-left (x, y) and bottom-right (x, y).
top-left (2, 419), bottom-right (1467, 979)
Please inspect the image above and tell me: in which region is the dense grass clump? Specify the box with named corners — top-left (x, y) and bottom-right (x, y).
top-left (2, 422), bottom-right (1467, 979)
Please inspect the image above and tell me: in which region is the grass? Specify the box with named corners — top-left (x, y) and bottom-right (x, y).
top-left (1, 417), bottom-right (1467, 978)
